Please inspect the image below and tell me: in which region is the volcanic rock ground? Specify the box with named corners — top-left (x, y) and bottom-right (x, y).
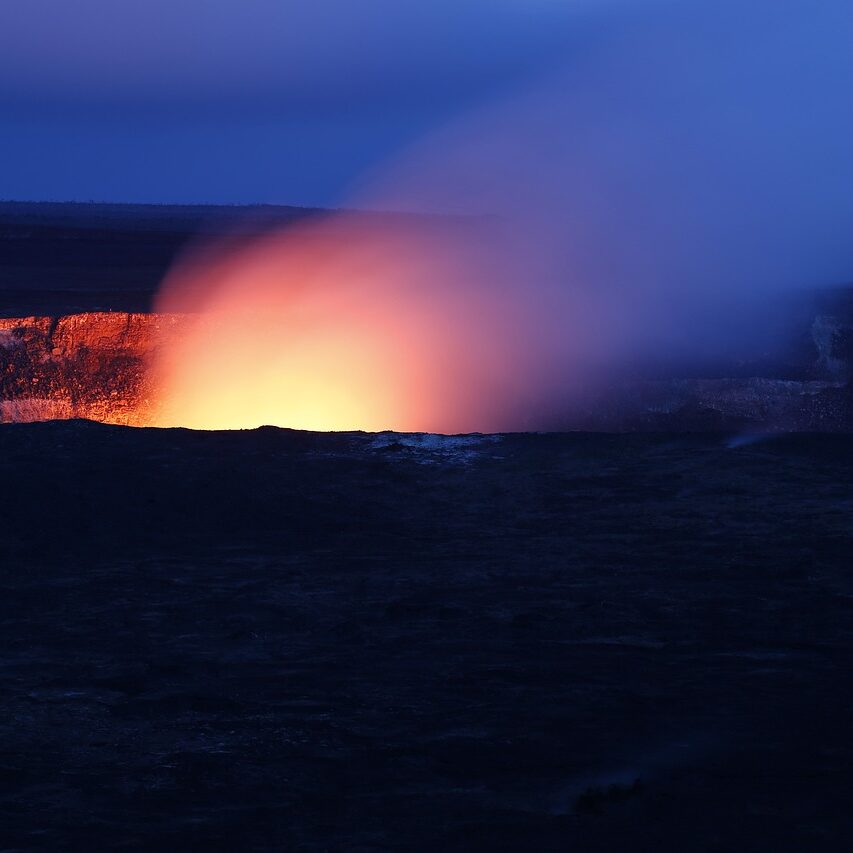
top-left (1, 422), bottom-right (852, 850)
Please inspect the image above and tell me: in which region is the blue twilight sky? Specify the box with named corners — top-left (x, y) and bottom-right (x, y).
top-left (3, 1), bottom-right (851, 212)
top-left (0, 0), bottom-right (615, 207)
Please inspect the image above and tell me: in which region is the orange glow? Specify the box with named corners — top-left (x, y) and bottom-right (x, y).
top-left (149, 215), bottom-right (537, 433)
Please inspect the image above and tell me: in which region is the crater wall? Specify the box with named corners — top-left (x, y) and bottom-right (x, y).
top-left (0, 310), bottom-right (850, 431)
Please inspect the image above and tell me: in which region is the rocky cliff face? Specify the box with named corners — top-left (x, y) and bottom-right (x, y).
top-left (581, 375), bottom-right (852, 432)
top-left (0, 313), bottom-right (188, 425)
top-left (0, 310), bottom-right (851, 431)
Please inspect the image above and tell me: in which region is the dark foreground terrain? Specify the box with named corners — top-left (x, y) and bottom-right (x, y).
top-left (0, 422), bottom-right (851, 850)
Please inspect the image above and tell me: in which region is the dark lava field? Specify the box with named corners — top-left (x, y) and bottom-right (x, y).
top-left (1, 421), bottom-right (851, 850)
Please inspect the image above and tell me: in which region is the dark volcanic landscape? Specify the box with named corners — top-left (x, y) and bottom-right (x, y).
top-left (1, 423), bottom-right (852, 850)
top-left (6, 0), bottom-right (853, 846)
top-left (1, 203), bottom-right (852, 850)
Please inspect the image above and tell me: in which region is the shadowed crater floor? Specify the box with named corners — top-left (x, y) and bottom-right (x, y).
top-left (0, 422), bottom-right (851, 850)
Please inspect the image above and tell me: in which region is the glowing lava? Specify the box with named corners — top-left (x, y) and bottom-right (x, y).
top-left (149, 215), bottom-right (536, 433)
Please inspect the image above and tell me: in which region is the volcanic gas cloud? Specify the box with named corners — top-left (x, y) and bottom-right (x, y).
top-left (150, 0), bottom-right (853, 433)
top-left (150, 215), bottom-right (551, 433)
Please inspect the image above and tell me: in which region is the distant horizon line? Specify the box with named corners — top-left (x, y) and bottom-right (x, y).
top-left (0, 198), bottom-right (327, 210)
top-left (0, 199), bottom-right (478, 223)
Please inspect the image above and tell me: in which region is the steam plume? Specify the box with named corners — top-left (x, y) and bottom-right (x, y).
top-left (151, 0), bottom-right (853, 432)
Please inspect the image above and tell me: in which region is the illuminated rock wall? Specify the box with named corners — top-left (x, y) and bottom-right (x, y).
top-left (0, 313), bottom-right (188, 425)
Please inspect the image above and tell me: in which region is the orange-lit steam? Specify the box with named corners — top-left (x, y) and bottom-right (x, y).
top-left (149, 214), bottom-right (544, 433)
